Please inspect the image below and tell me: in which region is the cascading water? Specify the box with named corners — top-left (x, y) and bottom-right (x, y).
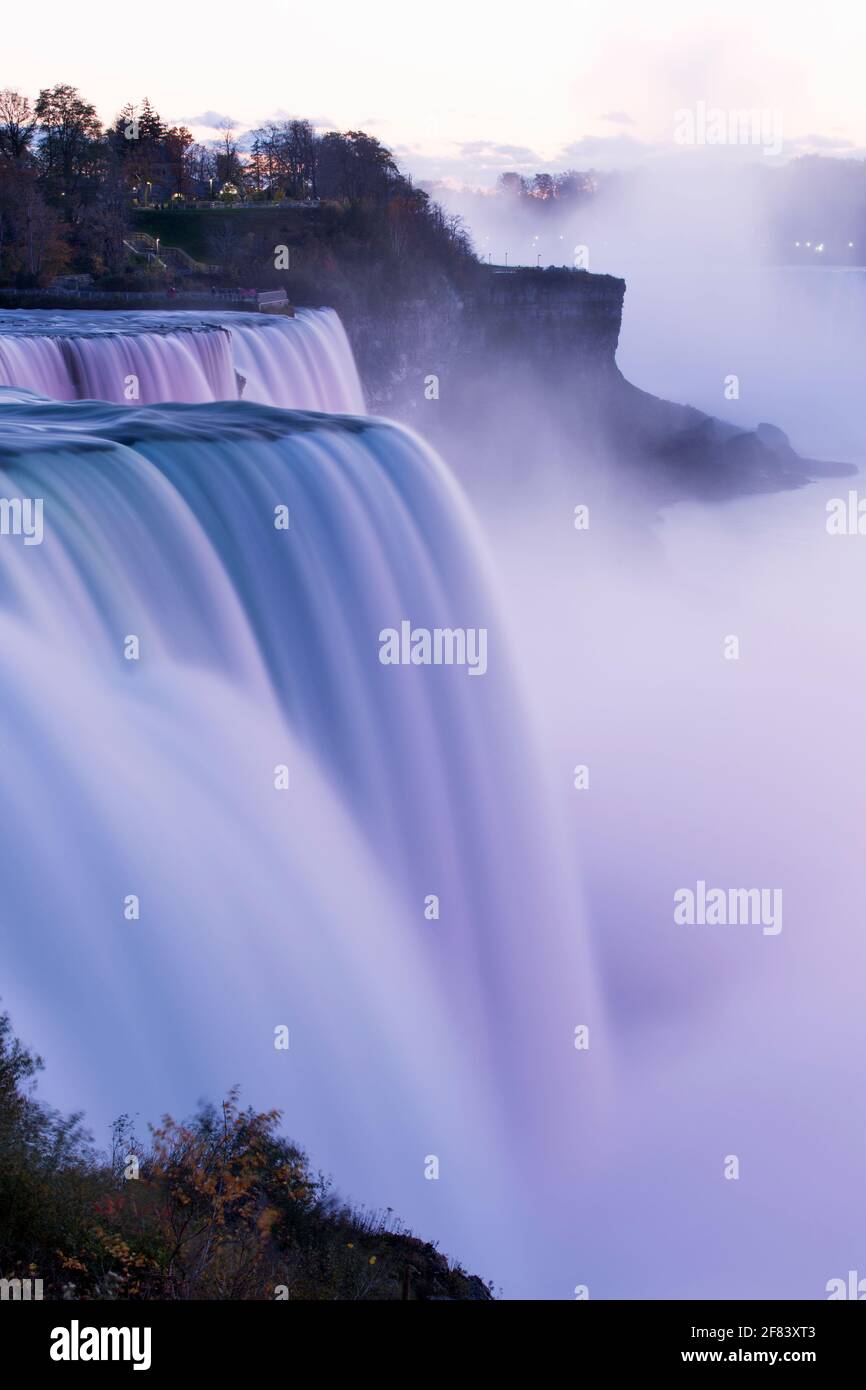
top-left (0, 307), bottom-right (364, 413)
top-left (0, 365), bottom-right (600, 1294)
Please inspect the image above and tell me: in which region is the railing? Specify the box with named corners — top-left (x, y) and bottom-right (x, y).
top-left (0, 287), bottom-right (254, 305)
top-left (124, 233), bottom-right (219, 275)
top-left (134, 199), bottom-right (320, 212)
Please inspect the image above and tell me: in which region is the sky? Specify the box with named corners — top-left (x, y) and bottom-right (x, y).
top-left (3, 0), bottom-right (866, 185)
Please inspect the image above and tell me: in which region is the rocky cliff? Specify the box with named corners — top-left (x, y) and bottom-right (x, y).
top-left (343, 265), bottom-right (853, 502)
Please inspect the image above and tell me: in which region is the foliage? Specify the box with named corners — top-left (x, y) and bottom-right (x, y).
top-left (0, 1010), bottom-right (493, 1301)
top-left (0, 85), bottom-right (476, 290)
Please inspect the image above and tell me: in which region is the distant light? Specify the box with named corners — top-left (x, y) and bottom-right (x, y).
top-left (805, 241), bottom-right (811, 247)
top-left (816, 243), bottom-right (824, 252)
top-left (794, 241), bottom-right (800, 247)
top-left (849, 241), bottom-right (855, 248)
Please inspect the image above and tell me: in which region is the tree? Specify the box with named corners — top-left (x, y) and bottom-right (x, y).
top-left (0, 160), bottom-right (69, 281)
top-left (497, 172), bottom-right (527, 198)
top-left (35, 84), bottom-right (102, 206)
top-left (0, 1009), bottom-right (95, 1278)
top-left (285, 119), bottom-right (317, 198)
top-left (144, 1090), bottom-right (313, 1299)
top-left (163, 126), bottom-right (195, 196)
top-left (0, 90), bottom-right (37, 162)
top-left (214, 120), bottom-right (244, 191)
top-left (530, 173), bottom-right (555, 200)
top-left (318, 131), bottom-right (399, 201)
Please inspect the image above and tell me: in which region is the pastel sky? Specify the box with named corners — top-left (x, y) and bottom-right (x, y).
top-left (3, 0), bottom-right (864, 184)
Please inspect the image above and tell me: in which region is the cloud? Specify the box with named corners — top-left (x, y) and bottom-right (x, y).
top-left (252, 110), bottom-right (338, 130)
top-left (388, 140), bottom-right (544, 185)
top-left (457, 140), bottom-right (542, 163)
top-left (786, 133), bottom-right (855, 152)
top-left (176, 110), bottom-right (238, 130)
top-left (419, 175), bottom-right (500, 194)
top-left (601, 110), bottom-right (636, 126)
top-left (392, 132), bottom-right (659, 188)
top-left (404, 133), bottom-right (655, 189)
top-left (560, 133), bottom-right (656, 166)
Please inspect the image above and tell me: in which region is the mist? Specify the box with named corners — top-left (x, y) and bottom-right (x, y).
top-left (409, 154), bottom-right (866, 1296)
top-left (2, 136), bottom-right (863, 1301)
top-left (438, 156), bottom-right (866, 462)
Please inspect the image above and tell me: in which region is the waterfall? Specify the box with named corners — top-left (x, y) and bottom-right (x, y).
top-left (0, 307), bottom-right (364, 412)
top-left (0, 382), bottom-right (598, 1294)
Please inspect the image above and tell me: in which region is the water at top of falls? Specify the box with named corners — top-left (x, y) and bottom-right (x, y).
top-left (0, 306), bottom-right (365, 413)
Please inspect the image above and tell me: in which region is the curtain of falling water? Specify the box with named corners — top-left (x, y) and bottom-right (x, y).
top-left (0, 308), bottom-right (364, 412)
top-left (0, 392), bottom-right (600, 1295)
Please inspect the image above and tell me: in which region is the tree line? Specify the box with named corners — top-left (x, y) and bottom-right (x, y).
top-left (0, 85), bottom-right (474, 286)
top-left (497, 170), bottom-right (606, 203)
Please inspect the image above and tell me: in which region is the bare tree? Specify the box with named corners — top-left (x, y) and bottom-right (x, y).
top-left (0, 90), bottom-right (37, 162)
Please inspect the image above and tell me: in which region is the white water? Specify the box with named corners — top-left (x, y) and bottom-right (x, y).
top-left (0, 307), bottom-right (364, 413)
top-left (0, 312), bottom-right (599, 1296)
top-left (6, 286), bottom-right (860, 1300)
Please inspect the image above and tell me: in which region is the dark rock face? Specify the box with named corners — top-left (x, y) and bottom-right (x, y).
top-left (343, 265), bottom-right (855, 502)
top-left (459, 267), bottom-right (625, 363)
top-left (343, 265), bottom-right (626, 411)
top-left (606, 376), bottom-right (856, 500)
